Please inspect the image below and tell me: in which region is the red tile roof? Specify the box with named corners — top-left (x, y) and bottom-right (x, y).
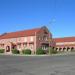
top-left (53, 37), bottom-right (75, 42)
top-left (0, 28), bottom-right (40, 39)
top-left (56, 44), bottom-right (75, 47)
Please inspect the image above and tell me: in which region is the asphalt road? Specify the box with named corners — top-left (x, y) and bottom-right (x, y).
top-left (0, 55), bottom-right (75, 75)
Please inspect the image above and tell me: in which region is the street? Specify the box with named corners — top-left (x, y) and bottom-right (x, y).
top-left (0, 55), bottom-right (75, 75)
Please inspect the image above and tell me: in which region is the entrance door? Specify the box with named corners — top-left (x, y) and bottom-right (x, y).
top-left (12, 45), bottom-right (16, 49)
top-left (6, 46), bottom-right (10, 52)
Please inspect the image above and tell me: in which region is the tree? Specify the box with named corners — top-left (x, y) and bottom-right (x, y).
top-left (49, 47), bottom-right (57, 54)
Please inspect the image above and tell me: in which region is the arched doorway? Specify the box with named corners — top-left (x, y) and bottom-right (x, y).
top-left (67, 47), bottom-right (70, 51)
top-left (63, 47), bottom-right (66, 51)
top-left (56, 48), bottom-right (59, 51)
top-left (12, 45), bottom-right (17, 49)
top-left (59, 48), bottom-right (62, 51)
top-left (6, 46), bottom-right (10, 52)
top-left (71, 47), bottom-right (74, 51)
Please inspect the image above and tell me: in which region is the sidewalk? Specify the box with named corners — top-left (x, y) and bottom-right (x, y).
top-left (0, 52), bottom-right (75, 57)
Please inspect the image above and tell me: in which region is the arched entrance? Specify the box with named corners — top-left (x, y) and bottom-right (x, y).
top-left (6, 46), bottom-right (10, 52)
top-left (71, 47), bottom-right (74, 51)
top-left (59, 48), bottom-right (62, 51)
top-left (63, 47), bottom-right (66, 51)
top-left (12, 45), bottom-right (17, 49)
top-left (67, 47), bottom-right (70, 51)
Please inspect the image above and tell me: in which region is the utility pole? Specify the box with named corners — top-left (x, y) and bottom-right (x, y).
top-left (48, 18), bottom-right (56, 55)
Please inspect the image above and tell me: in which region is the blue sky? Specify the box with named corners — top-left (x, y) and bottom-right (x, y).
top-left (0, 0), bottom-right (75, 38)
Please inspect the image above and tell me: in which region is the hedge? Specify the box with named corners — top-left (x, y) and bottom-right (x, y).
top-left (36, 48), bottom-right (45, 55)
top-left (22, 49), bottom-right (31, 54)
top-left (12, 49), bottom-right (20, 54)
top-left (0, 49), bottom-right (4, 53)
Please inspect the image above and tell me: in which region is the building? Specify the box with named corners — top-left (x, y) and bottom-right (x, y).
top-left (1, 26), bottom-right (74, 54)
top-left (53, 37), bottom-right (75, 51)
top-left (0, 26), bottom-right (52, 54)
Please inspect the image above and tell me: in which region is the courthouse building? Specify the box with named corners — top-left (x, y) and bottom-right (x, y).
top-left (0, 26), bottom-right (52, 54)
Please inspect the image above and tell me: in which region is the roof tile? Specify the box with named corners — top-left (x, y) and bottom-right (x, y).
top-left (0, 28), bottom-right (40, 39)
top-left (53, 37), bottom-right (75, 42)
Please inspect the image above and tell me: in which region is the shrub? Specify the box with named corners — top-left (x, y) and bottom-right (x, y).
top-left (49, 47), bottom-right (58, 54)
top-left (22, 49), bottom-right (31, 54)
top-left (12, 49), bottom-right (20, 54)
top-left (36, 48), bottom-right (45, 55)
top-left (0, 49), bottom-right (4, 53)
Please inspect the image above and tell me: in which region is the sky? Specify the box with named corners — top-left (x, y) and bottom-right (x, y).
top-left (0, 0), bottom-right (75, 38)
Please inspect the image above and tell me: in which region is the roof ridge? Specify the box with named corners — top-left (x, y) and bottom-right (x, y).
top-left (53, 36), bottom-right (75, 39)
top-left (6, 27), bottom-right (41, 34)
top-left (0, 27), bottom-right (41, 39)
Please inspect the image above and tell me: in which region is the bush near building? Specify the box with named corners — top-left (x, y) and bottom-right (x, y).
top-left (49, 47), bottom-right (58, 54)
top-left (0, 49), bottom-right (4, 53)
top-left (12, 49), bottom-right (20, 54)
top-left (22, 49), bottom-right (31, 55)
top-left (36, 48), bottom-right (45, 55)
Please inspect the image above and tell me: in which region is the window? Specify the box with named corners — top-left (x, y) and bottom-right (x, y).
top-left (24, 37), bottom-right (27, 42)
top-left (30, 37), bottom-right (33, 41)
top-left (45, 37), bottom-right (48, 41)
top-left (43, 36), bottom-right (48, 41)
top-left (9, 38), bottom-right (16, 42)
top-left (38, 37), bottom-right (41, 40)
top-left (18, 43), bottom-right (21, 49)
top-left (1, 44), bottom-right (4, 48)
top-left (29, 44), bottom-right (34, 49)
top-left (18, 38), bottom-right (21, 42)
top-left (38, 36), bottom-right (48, 41)
top-left (23, 43), bottom-right (27, 48)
